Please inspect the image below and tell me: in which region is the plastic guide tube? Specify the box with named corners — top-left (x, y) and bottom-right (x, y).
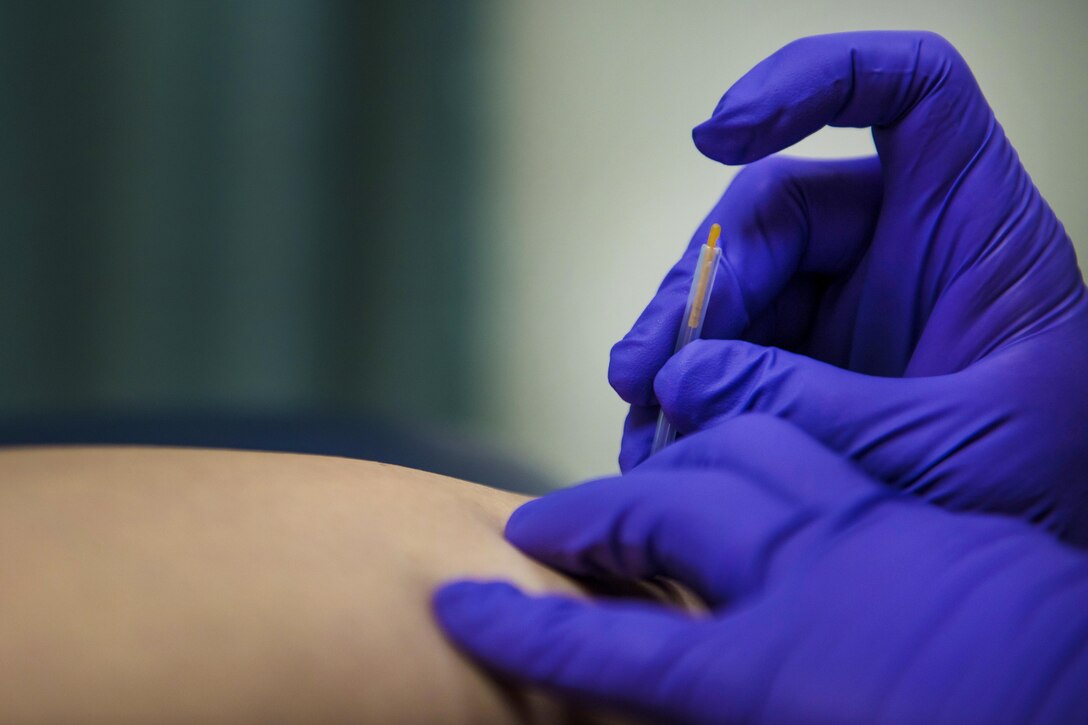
top-left (649, 223), bottom-right (722, 456)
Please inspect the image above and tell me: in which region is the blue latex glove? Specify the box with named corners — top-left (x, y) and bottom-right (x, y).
top-left (435, 416), bottom-right (1088, 724)
top-left (609, 31), bottom-right (1088, 543)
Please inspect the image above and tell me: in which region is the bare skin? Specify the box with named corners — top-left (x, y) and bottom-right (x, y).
top-left (0, 446), bottom-right (624, 723)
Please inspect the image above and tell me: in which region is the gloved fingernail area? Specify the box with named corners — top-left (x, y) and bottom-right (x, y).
top-left (608, 339), bottom-right (655, 405)
top-left (433, 581), bottom-right (520, 630)
top-left (504, 498), bottom-right (543, 539)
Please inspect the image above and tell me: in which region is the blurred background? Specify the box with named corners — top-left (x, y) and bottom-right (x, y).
top-left (1, 0), bottom-right (1085, 488)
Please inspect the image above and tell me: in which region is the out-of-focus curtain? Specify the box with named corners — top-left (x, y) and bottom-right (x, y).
top-left (0, 0), bottom-right (484, 427)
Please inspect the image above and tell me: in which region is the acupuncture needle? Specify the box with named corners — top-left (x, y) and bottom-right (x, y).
top-left (649, 223), bottom-right (723, 455)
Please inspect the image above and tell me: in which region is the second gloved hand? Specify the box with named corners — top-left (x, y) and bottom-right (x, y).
top-left (435, 416), bottom-right (1088, 724)
top-left (609, 32), bottom-right (1088, 544)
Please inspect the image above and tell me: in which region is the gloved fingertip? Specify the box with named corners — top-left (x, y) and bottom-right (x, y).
top-left (692, 117), bottom-right (749, 166)
top-left (503, 498), bottom-right (544, 541)
top-left (691, 119), bottom-right (735, 165)
top-left (619, 407), bottom-right (657, 473)
top-left (433, 580), bottom-right (522, 632)
top-left (608, 339), bottom-right (656, 405)
top-left (622, 431), bottom-right (652, 472)
top-left (618, 445), bottom-right (649, 474)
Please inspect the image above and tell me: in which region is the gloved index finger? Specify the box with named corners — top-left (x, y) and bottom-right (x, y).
top-left (693, 31), bottom-right (991, 177)
top-left (539, 416), bottom-right (896, 604)
top-left (505, 469), bottom-right (813, 607)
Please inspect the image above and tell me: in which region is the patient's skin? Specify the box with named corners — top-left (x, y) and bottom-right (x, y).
top-left (0, 447), bottom-right (597, 723)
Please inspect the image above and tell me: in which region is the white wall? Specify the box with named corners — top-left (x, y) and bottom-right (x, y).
top-left (472, 0), bottom-right (1088, 484)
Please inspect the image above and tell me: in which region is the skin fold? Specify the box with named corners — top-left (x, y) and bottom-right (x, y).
top-left (0, 446), bottom-right (660, 724)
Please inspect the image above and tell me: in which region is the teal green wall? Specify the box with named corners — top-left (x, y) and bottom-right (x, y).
top-left (0, 1), bottom-right (484, 425)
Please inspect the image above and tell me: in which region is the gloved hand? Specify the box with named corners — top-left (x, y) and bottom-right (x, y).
top-left (609, 31), bottom-right (1088, 544)
top-left (435, 416), bottom-right (1088, 724)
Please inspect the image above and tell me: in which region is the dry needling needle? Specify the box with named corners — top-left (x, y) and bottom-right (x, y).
top-left (649, 223), bottom-right (723, 455)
